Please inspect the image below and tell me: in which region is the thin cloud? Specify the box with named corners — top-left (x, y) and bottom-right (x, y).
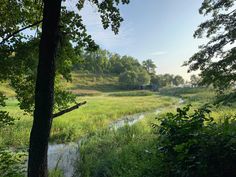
top-left (149, 51), bottom-right (167, 56)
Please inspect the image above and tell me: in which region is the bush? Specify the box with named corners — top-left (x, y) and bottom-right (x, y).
top-left (154, 105), bottom-right (236, 177)
top-left (0, 150), bottom-right (27, 177)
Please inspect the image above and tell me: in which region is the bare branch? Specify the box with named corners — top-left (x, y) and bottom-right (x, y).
top-left (52, 101), bottom-right (87, 119)
top-left (0, 20), bottom-right (43, 45)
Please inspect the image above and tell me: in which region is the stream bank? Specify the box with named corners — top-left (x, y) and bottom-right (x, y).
top-left (48, 98), bottom-right (184, 176)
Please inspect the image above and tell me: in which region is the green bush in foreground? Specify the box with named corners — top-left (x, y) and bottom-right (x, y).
top-left (154, 105), bottom-right (236, 177)
top-left (0, 150), bottom-right (27, 177)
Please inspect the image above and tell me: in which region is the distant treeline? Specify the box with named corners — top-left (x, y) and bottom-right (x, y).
top-left (73, 49), bottom-right (188, 89)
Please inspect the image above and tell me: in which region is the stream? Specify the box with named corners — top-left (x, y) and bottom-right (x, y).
top-left (47, 98), bottom-right (184, 177)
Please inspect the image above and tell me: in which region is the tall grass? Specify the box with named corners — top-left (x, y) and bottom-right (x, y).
top-left (0, 94), bottom-right (178, 147)
top-left (75, 113), bottom-right (159, 177)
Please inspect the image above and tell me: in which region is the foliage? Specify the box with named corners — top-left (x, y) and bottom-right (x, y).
top-left (0, 93), bottom-right (14, 127)
top-left (0, 150), bottom-right (27, 177)
top-left (0, 94), bottom-right (25, 177)
top-left (161, 74), bottom-right (174, 87)
top-left (190, 74), bottom-right (201, 87)
top-left (75, 123), bottom-right (158, 177)
top-left (154, 105), bottom-right (236, 177)
top-left (142, 59), bottom-right (157, 75)
top-left (214, 91), bottom-right (236, 106)
top-left (108, 53), bottom-right (123, 74)
top-left (173, 75), bottom-right (185, 86)
top-left (0, 93), bottom-right (26, 177)
top-left (74, 49), bottom-right (148, 78)
top-left (76, 49), bottom-right (110, 74)
top-left (184, 0), bottom-right (236, 92)
top-left (0, 0), bottom-right (131, 114)
top-left (0, 37), bottom-right (80, 114)
top-left (49, 169), bottom-right (64, 177)
top-left (119, 68), bottom-right (150, 89)
top-left (150, 75), bottom-right (161, 87)
top-left (150, 74), bottom-right (185, 89)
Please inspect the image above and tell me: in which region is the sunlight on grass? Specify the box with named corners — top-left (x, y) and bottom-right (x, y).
top-left (0, 93), bottom-right (178, 147)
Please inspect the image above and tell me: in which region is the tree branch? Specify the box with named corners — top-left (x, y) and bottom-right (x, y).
top-left (0, 20), bottom-right (43, 45)
top-left (52, 101), bottom-right (87, 119)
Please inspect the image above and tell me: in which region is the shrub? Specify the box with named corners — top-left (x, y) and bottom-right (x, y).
top-left (0, 150), bottom-right (27, 177)
top-left (154, 105), bottom-right (236, 177)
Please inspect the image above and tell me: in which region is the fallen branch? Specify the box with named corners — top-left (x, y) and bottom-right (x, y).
top-left (52, 101), bottom-right (87, 119)
top-left (0, 20), bottom-right (43, 45)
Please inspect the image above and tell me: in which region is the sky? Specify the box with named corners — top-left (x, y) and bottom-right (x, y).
top-left (77, 0), bottom-right (208, 80)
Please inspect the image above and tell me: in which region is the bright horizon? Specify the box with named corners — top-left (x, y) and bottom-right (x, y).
top-left (78, 0), bottom-right (207, 80)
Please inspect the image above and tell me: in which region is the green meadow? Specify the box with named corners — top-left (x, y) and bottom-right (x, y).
top-left (0, 74), bottom-right (180, 148)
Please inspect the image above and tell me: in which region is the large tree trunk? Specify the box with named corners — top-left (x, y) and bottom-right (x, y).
top-left (28, 0), bottom-right (62, 176)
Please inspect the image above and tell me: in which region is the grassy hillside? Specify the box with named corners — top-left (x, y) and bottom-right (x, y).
top-left (1, 72), bottom-right (120, 98)
top-left (65, 73), bottom-right (120, 96)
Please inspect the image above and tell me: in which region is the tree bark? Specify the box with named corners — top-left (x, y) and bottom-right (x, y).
top-left (28, 0), bottom-right (62, 176)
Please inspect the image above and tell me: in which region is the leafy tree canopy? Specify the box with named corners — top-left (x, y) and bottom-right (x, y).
top-left (0, 0), bottom-right (130, 114)
top-left (190, 74), bottom-right (201, 87)
top-left (142, 59), bottom-right (157, 75)
top-left (119, 68), bottom-right (150, 89)
top-left (173, 75), bottom-right (185, 86)
top-left (184, 0), bottom-right (236, 92)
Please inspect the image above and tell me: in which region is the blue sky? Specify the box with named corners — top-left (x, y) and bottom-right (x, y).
top-left (79, 0), bottom-right (207, 80)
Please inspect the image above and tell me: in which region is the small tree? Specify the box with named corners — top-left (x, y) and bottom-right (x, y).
top-left (190, 74), bottom-right (200, 87)
top-left (162, 74), bottom-right (174, 87)
top-left (136, 69), bottom-right (151, 86)
top-left (150, 75), bottom-right (161, 91)
top-left (173, 75), bottom-right (185, 86)
top-left (109, 53), bottom-right (123, 74)
top-left (119, 69), bottom-right (150, 89)
top-left (142, 59), bottom-right (157, 75)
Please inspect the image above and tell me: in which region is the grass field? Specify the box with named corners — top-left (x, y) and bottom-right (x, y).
top-left (0, 92), bottom-right (178, 148)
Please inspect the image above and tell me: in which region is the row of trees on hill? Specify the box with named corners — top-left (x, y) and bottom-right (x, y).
top-left (74, 50), bottom-right (142, 75)
top-left (74, 50), bottom-right (187, 89)
top-left (74, 50), bottom-right (151, 88)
